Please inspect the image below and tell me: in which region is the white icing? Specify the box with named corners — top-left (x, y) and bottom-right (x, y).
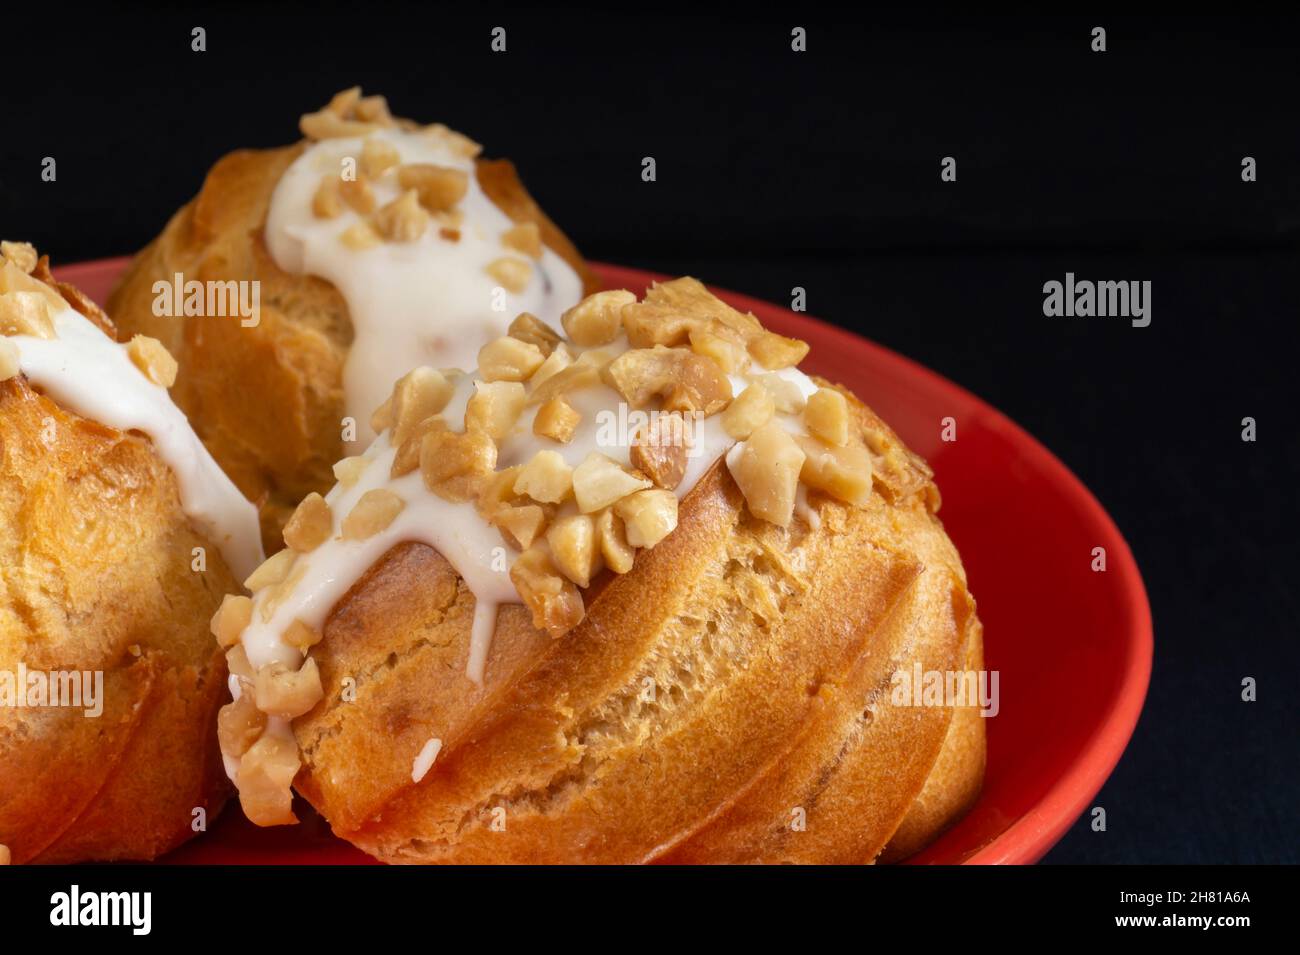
top-left (265, 126), bottom-right (585, 445)
top-left (237, 340), bottom-right (819, 688)
top-left (9, 307), bottom-right (264, 580)
top-left (411, 737), bottom-right (443, 783)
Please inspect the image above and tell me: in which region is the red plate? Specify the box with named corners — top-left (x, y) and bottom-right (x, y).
top-left (54, 258), bottom-right (1152, 865)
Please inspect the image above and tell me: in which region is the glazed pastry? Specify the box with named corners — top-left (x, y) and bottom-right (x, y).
top-left (0, 242), bottom-right (263, 864)
top-left (108, 88), bottom-right (598, 552)
top-left (217, 277), bottom-right (984, 863)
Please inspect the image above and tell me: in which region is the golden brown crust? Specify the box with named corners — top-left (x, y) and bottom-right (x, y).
top-left (108, 145), bottom-right (597, 554)
top-left (292, 388), bottom-right (984, 863)
top-left (0, 375), bottom-right (238, 863)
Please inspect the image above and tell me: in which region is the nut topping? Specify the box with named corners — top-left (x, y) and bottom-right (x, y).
top-left (605, 345), bottom-right (732, 415)
top-left (373, 189), bottom-right (428, 242)
top-left (397, 163), bottom-right (469, 212)
top-left (283, 493), bottom-right (333, 553)
top-left (533, 395), bottom-right (581, 443)
top-left (486, 257), bottom-right (533, 294)
top-left (630, 412), bottom-right (689, 490)
top-left (804, 387), bottom-right (850, 446)
top-left (342, 489), bottom-right (405, 540)
top-left (210, 594), bottom-right (253, 649)
top-left (501, 222), bottom-right (542, 259)
top-left (509, 545), bottom-right (584, 636)
top-left (126, 335), bottom-right (178, 388)
top-left (725, 420), bottom-right (805, 527)
top-left (572, 452), bottom-right (652, 513)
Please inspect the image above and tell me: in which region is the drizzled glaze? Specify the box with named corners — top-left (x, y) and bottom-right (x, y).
top-left (265, 125), bottom-right (585, 444)
top-left (236, 344), bottom-right (819, 686)
top-left (8, 307), bottom-right (264, 580)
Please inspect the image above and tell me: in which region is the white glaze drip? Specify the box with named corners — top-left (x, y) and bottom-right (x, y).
top-left (238, 339), bottom-right (819, 690)
top-left (9, 307), bottom-right (264, 580)
top-left (265, 126), bottom-right (585, 445)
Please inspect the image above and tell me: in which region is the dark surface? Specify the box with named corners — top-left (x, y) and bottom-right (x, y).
top-left (2, 8), bottom-right (1296, 863)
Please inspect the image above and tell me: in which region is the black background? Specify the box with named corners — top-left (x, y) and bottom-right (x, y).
top-left (2, 7), bottom-right (1296, 864)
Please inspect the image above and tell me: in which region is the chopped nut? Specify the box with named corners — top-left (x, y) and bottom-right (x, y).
top-left (370, 395), bottom-right (394, 433)
top-left (236, 734), bottom-right (300, 826)
top-left (312, 176), bottom-right (342, 218)
top-left (373, 189), bottom-right (429, 242)
top-left (0, 291), bottom-right (55, 339)
top-left (758, 373), bottom-right (808, 414)
top-left (465, 380), bottom-right (526, 440)
top-left (439, 227), bottom-right (461, 242)
top-left (510, 545), bottom-right (585, 636)
top-left (244, 549), bottom-right (295, 592)
top-left (422, 123), bottom-right (482, 159)
top-left (690, 326), bottom-right (750, 374)
top-left (725, 421), bottom-right (805, 527)
top-left (721, 383), bottom-right (775, 440)
top-left (645, 276), bottom-right (763, 338)
top-left (546, 514), bottom-right (602, 588)
top-left (420, 428), bottom-right (497, 501)
top-left (390, 366), bottom-right (455, 445)
top-left (259, 562), bottom-right (307, 623)
top-left (397, 163), bottom-right (469, 212)
top-left (748, 330), bottom-right (809, 369)
top-left (0, 260), bottom-right (66, 312)
top-left (486, 257), bottom-right (532, 294)
top-left (533, 396), bottom-right (581, 442)
top-left (605, 345), bottom-right (732, 414)
top-left (614, 488), bottom-right (679, 548)
top-left (217, 692), bottom-right (267, 759)
top-left (795, 435), bottom-right (873, 505)
top-left (630, 412), bottom-right (689, 490)
top-left (501, 221), bottom-right (542, 259)
top-left (595, 508), bottom-right (636, 574)
top-left (226, 644), bottom-right (254, 681)
top-left (476, 465), bottom-right (526, 518)
top-left (300, 110), bottom-right (379, 141)
top-left (804, 388), bottom-right (850, 446)
top-left (282, 618), bottom-right (323, 651)
top-left (255, 658), bottom-right (324, 719)
top-left (513, 450), bottom-right (573, 504)
top-left (508, 312), bottom-right (562, 356)
top-left (340, 222), bottom-right (381, 249)
top-left (361, 137), bottom-right (401, 177)
top-left (283, 493), bottom-right (333, 552)
top-left (355, 94), bottom-right (394, 125)
top-left (493, 503), bottom-right (548, 550)
top-left (1, 240), bottom-right (38, 273)
top-left (339, 176), bottom-right (377, 215)
top-left (127, 335), bottom-right (178, 388)
top-left (620, 302), bottom-right (700, 348)
top-left (342, 489), bottom-right (405, 540)
top-left (333, 455), bottom-right (370, 487)
top-left (391, 415), bottom-right (448, 478)
top-left (327, 86), bottom-right (362, 116)
top-left (478, 335), bottom-right (545, 382)
top-left (572, 452), bottom-right (652, 513)
top-left (561, 289), bottom-right (636, 346)
top-left (528, 348), bottom-right (582, 395)
top-left (210, 594), bottom-right (253, 649)
top-left (0, 338), bottom-right (19, 380)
